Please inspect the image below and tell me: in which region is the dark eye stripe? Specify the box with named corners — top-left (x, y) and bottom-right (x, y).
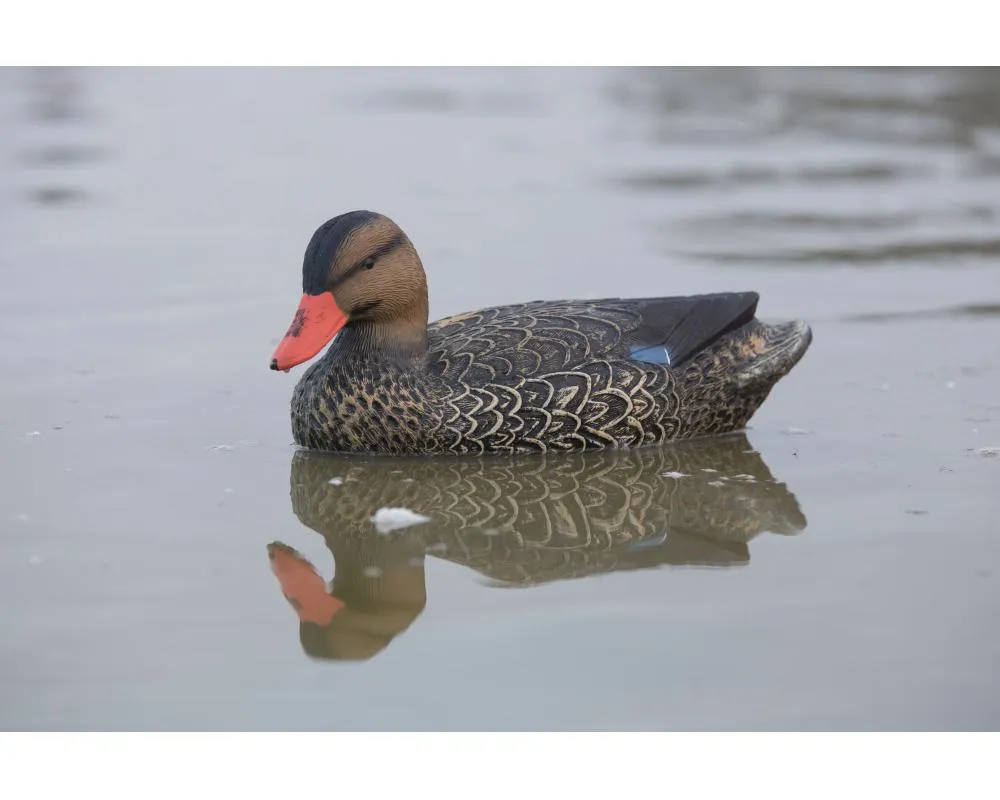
top-left (327, 233), bottom-right (408, 291)
top-left (367, 233), bottom-right (407, 263)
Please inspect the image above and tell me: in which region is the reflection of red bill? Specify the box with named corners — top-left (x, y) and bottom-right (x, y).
top-left (268, 543), bottom-right (344, 625)
top-left (270, 292), bottom-right (349, 372)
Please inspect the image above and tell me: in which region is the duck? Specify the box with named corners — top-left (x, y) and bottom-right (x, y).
top-left (269, 210), bottom-right (813, 456)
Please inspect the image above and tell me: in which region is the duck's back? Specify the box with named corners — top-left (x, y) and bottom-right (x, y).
top-left (427, 294), bottom-right (759, 381)
top-left (422, 293), bottom-right (792, 453)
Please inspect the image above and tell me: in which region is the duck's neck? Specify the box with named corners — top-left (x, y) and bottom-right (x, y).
top-left (327, 312), bottom-right (428, 366)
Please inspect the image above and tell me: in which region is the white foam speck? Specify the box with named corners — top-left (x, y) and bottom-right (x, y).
top-left (371, 507), bottom-right (431, 533)
top-left (781, 427), bottom-right (811, 436)
top-left (327, 478), bottom-right (344, 486)
top-left (661, 471), bottom-right (688, 479)
top-left (26, 431), bottom-right (41, 437)
top-left (707, 480), bottom-right (726, 488)
top-left (363, 566), bottom-right (383, 578)
top-left (701, 468), bottom-right (718, 473)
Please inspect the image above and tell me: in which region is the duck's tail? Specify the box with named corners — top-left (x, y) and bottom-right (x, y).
top-left (677, 317), bottom-right (812, 438)
top-left (732, 318), bottom-right (813, 390)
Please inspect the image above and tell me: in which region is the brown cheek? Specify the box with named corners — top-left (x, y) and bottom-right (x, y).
top-left (330, 284), bottom-right (356, 314)
top-left (362, 273), bottom-right (394, 309)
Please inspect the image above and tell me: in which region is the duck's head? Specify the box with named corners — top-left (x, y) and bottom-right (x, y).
top-left (270, 210), bottom-right (427, 371)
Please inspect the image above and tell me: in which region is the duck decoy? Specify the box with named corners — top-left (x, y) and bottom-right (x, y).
top-left (270, 211), bottom-right (812, 455)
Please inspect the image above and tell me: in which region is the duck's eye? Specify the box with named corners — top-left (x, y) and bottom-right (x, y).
top-left (363, 257), bottom-right (376, 270)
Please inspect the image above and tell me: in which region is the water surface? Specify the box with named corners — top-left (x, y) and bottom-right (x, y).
top-left (1, 67), bottom-right (998, 730)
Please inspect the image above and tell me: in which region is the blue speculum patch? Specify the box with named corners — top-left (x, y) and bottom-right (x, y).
top-left (627, 531), bottom-right (669, 551)
top-left (629, 344), bottom-right (672, 365)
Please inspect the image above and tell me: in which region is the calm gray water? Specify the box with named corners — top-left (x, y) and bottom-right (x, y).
top-left (1, 67), bottom-right (998, 731)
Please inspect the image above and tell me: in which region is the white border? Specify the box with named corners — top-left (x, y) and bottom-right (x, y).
top-left (2, 1), bottom-right (998, 65)
top-left (3, 732), bottom-right (1000, 798)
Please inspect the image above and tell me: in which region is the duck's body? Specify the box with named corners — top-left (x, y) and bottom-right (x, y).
top-left (271, 211), bottom-right (812, 456)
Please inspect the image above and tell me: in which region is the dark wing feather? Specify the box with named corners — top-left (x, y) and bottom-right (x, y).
top-left (623, 292), bottom-right (759, 367)
top-left (426, 293), bottom-right (759, 382)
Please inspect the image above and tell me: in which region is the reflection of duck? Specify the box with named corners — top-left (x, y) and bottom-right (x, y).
top-left (269, 211), bottom-right (812, 455)
top-left (269, 433), bottom-right (806, 661)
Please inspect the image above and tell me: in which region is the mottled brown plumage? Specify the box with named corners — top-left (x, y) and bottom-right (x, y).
top-left (269, 434), bottom-right (807, 660)
top-left (271, 211), bottom-right (813, 455)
